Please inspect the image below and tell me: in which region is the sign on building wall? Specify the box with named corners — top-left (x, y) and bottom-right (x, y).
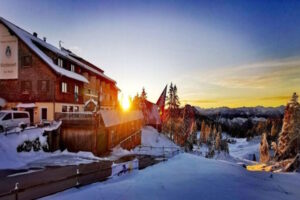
top-left (0, 24), bottom-right (18, 79)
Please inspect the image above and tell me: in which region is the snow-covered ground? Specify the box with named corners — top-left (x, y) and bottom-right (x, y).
top-left (0, 125), bottom-right (177, 170)
top-left (0, 126), bottom-right (101, 170)
top-left (194, 131), bottom-right (261, 164)
top-left (0, 124), bottom-right (261, 170)
top-left (229, 136), bottom-right (261, 163)
top-left (109, 126), bottom-right (180, 159)
top-left (43, 153), bottom-right (300, 200)
top-left (138, 126), bottom-right (178, 148)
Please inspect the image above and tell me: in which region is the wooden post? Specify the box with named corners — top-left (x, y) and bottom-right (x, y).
top-left (14, 182), bottom-right (19, 200)
top-left (76, 168), bottom-right (80, 188)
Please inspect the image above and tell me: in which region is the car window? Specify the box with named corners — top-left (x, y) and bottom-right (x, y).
top-left (13, 113), bottom-right (29, 119)
top-left (2, 113), bottom-right (12, 121)
top-left (0, 112), bottom-right (5, 118)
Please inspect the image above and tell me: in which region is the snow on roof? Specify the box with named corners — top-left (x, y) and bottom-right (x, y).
top-left (0, 17), bottom-right (89, 83)
top-left (0, 17), bottom-right (116, 84)
top-left (99, 110), bottom-right (144, 127)
top-left (17, 103), bottom-right (36, 108)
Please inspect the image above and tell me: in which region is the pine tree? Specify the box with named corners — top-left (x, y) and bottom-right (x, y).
top-left (270, 121), bottom-right (278, 138)
top-left (260, 133), bottom-right (270, 163)
top-left (276, 92), bottom-right (300, 160)
top-left (205, 124), bottom-right (211, 144)
top-left (141, 87), bottom-right (147, 101)
top-left (218, 124), bottom-right (222, 134)
top-left (166, 83), bottom-right (180, 118)
top-left (166, 83), bottom-right (174, 118)
top-left (200, 120), bottom-right (206, 144)
top-left (215, 132), bottom-right (221, 152)
top-left (140, 87), bottom-right (148, 119)
top-left (173, 85), bottom-right (180, 109)
top-left (212, 125), bottom-right (217, 139)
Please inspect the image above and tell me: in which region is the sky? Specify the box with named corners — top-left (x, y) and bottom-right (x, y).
top-left (0, 0), bottom-right (300, 108)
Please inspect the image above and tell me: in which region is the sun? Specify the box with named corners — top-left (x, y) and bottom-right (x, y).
top-left (120, 96), bottom-right (131, 111)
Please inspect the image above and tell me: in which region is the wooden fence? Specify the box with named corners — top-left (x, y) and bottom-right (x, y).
top-left (0, 146), bottom-right (181, 200)
top-left (0, 161), bottom-right (112, 200)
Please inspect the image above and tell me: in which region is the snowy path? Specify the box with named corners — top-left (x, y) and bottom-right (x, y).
top-left (42, 153), bottom-right (300, 200)
top-left (229, 136), bottom-right (261, 163)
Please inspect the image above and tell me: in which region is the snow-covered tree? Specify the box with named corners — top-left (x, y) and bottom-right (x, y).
top-left (200, 121), bottom-right (206, 144)
top-left (270, 121), bottom-right (278, 138)
top-left (215, 132), bottom-right (221, 152)
top-left (276, 92), bottom-right (300, 160)
top-left (260, 133), bottom-right (270, 163)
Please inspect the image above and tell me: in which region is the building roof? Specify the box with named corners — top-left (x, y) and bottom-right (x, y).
top-left (0, 17), bottom-right (117, 84)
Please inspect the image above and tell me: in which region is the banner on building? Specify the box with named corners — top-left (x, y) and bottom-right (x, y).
top-left (0, 24), bottom-right (18, 79)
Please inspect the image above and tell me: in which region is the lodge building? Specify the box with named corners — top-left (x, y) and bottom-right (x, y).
top-left (0, 17), bottom-right (119, 124)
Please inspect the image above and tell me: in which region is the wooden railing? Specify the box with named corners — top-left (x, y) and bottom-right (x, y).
top-left (134, 145), bottom-right (182, 158)
top-left (54, 112), bottom-right (94, 120)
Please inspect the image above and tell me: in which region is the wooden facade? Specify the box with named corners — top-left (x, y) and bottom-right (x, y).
top-left (0, 18), bottom-right (118, 124)
top-left (56, 111), bottom-right (144, 156)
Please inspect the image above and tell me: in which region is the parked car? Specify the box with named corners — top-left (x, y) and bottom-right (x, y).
top-left (0, 110), bottom-right (30, 132)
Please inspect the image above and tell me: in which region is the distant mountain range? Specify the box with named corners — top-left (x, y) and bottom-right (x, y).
top-left (192, 106), bottom-right (284, 138)
top-left (195, 106), bottom-right (285, 119)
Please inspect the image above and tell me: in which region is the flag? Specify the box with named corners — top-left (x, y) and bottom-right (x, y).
top-left (156, 85), bottom-right (167, 109)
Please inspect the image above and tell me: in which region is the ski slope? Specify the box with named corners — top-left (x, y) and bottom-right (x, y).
top-left (43, 153), bottom-right (300, 200)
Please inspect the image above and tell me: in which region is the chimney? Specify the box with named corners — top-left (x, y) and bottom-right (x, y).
top-left (43, 37), bottom-right (47, 42)
top-left (33, 32), bottom-right (38, 37)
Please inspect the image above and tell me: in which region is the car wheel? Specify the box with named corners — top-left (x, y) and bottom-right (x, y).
top-left (0, 126), bottom-right (4, 133)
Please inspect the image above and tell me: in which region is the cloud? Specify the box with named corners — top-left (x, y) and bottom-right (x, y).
top-left (259, 96), bottom-right (290, 101)
top-left (182, 99), bottom-right (218, 104)
top-left (198, 57), bottom-right (300, 89)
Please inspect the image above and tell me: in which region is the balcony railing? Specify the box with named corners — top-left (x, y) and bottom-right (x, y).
top-left (55, 112), bottom-right (94, 120)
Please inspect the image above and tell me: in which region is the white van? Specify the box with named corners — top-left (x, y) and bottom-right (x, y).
top-left (0, 110), bottom-right (30, 132)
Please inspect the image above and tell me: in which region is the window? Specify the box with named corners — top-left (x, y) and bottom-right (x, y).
top-left (71, 64), bottom-right (75, 72)
top-left (58, 58), bottom-right (63, 67)
top-left (21, 81), bottom-right (32, 93)
top-left (88, 89), bottom-right (91, 94)
top-left (3, 113), bottom-right (12, 121)
top-left (41, 108), bottom-right (47, 120)
top-left (62, 106), bottom-right (68, 112)
top-left (74, 106), bottom-right (79, 112)
top-left (13, 113), bottom-right (28, 119)
top-left (68, 106), bottom-right (73, 112)
top-left (74, 85), bottom-right (79, 94)
top-left (74, 85), bottom-right (79, 102)
top-left (61, 82), bottom-right (67, 93)
top-left (38, 80), bottom-right (49, 92)
top-left (22, 55), bottom-right (32, 67)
